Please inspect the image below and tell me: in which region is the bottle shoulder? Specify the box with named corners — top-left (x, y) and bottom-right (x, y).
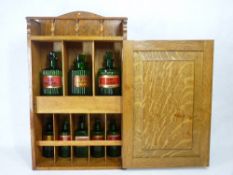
top-left (43, 130), bottom-right (53, 135)
top-left (75, 130), bottom-right (88, 136)
top-left (70, 69), bottom-right (91, 74)
top-left (41, 69), bottom-right (62, 73)
top-left (97, 68), bottom-right (120, 75)
top-left (60, 131), bottom-right (70, 135)
top-left (107, 130), bottom-right (120, 135)
top-left (91, 130), bottom-right (104, 135)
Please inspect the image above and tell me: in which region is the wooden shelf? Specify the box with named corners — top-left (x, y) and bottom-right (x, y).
top-left (36, 96), bottom-right (122, 113)
top-left (37, 140), bottom-right (122, 146)
top-left (30, 35), bottom-right (124, 42)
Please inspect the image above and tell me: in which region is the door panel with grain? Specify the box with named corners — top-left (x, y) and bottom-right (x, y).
top-left (122, 41), bottom-right (213, 168)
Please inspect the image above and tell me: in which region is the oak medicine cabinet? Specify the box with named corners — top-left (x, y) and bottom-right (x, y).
top-left (27, 11), bottom-right (213, 170)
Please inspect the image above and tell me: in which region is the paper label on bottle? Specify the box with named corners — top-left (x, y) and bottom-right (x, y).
top-left (43, 135), bottom-right (53, 141)
top-left (91, 135), bottom-right (104, 140)
top-left (107, 135), bottom-right (121, 140)
top-left (59, 135), bottom-right (71, 141)
top-left (98, 75), bottom-right (120, 88)
top-left (74, 75), bottom-right (90, 88)
top-left (75, 136), bottom-right (89, 141)
top-left (43, 75), bottom-right (62, 88)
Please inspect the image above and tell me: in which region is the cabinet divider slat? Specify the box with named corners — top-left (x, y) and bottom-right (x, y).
top-left (92, 41), bottom-right (95, 96)
top-left (61, 41), bottom-right (68, 95)
top-left (87, 114), bottom-right (91, 163)
top-left (69, 114), bottom-right (73, 162)
top-left (104, 114), bottom-right (107, 162)
top-left (52, 114), bottom-right (56, 164)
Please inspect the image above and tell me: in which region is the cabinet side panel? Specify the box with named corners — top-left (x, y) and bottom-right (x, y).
top-left (122, 41), bottom-right (134, 168)
top-left (199, 41), bottom-right (214, 165)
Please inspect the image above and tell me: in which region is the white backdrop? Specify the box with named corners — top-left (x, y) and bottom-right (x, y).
top-left (0, 0), bottom-right (233, 175)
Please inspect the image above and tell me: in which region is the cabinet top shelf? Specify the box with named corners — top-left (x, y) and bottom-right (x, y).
top-left (29, 35), bottom-right (124, 42)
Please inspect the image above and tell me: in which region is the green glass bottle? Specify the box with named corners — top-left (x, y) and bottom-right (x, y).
top-left (59, 119), bottom-right (71, 158)
top-left (97, 52), bottom-right (121, 95)
top-left (69, 54), bottom-right (91, 95)
top-left (74, 116), bottom-right (88, 158)
top-left (107, 119), bottom-right (121, 157)
top-left (91, 119), bottom-right (104, 158)
top-left (41, 51), bottom-right (62, 96)
top-left (42, 117), bottom-right (54, 158)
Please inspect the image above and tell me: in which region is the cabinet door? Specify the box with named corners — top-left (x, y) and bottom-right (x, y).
top-left (122, 40), bottom-right (213, 168)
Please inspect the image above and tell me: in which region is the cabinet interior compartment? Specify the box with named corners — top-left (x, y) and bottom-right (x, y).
top-left (71, 114), bottom-right (89, 165)
top-left (35, 113), bottom-right (122, 169)
top-left (31, 41), bottom-right (63, 96)
top-left (34, 114), bottom-right (55, 167)
top-left (31, 40), bottom-right (123, 97)
top-left (63, 41), bottom-right (93, 95)
top-left (94, 41), bottom-right (122, 95)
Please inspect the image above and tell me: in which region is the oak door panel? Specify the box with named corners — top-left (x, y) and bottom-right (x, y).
top-left (122, 41), bottom-right (213, 168)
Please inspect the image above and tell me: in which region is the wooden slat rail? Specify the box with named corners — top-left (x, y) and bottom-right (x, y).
top-left (37, 140), bottom-right (122, 146)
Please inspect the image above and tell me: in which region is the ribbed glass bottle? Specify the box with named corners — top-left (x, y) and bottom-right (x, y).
top-left (59, 119), bottom-right (71, 158)
top-left (69, 54), bottom-right (91, 95)
top-left (42, 117), bottom-right (54, 158)
top-left (91, 119), bottom-right (104, 158)
top-left (41, 51), bottom-right (62, 96)
top-left (97, 51), bottom-right (121, 95)
top-left (74, 116), bottom-right (88, 158)
top-left (107, 119), bottom-right (121, 157)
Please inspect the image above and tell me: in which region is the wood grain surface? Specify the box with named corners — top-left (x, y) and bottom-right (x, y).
top-left (123, 40), bottom-right (213, 168)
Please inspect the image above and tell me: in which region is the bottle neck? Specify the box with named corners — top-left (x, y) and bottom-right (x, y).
top-left (62, 120), bottom-right (70, 133)
top-left (94, 120), bottom-right (102, 131)
top-left (105, 58), bottom-right (113, 69)
top-left (45, 121), bottom-right (53, 132)
top-left (49, 59), bottom-right (58, 69)
top-left (109, 120), bottom-right (117, 131)
top-left (78, 116), bottom-right (86, 130)
top-left (47, 123), bottom-right (53, 131)
top-left (75, 54), bottom-right (86, 70)
top-left (48, 52), bottom-right (58, 70)
top-left (104, 52), bottom-right (114, 69)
